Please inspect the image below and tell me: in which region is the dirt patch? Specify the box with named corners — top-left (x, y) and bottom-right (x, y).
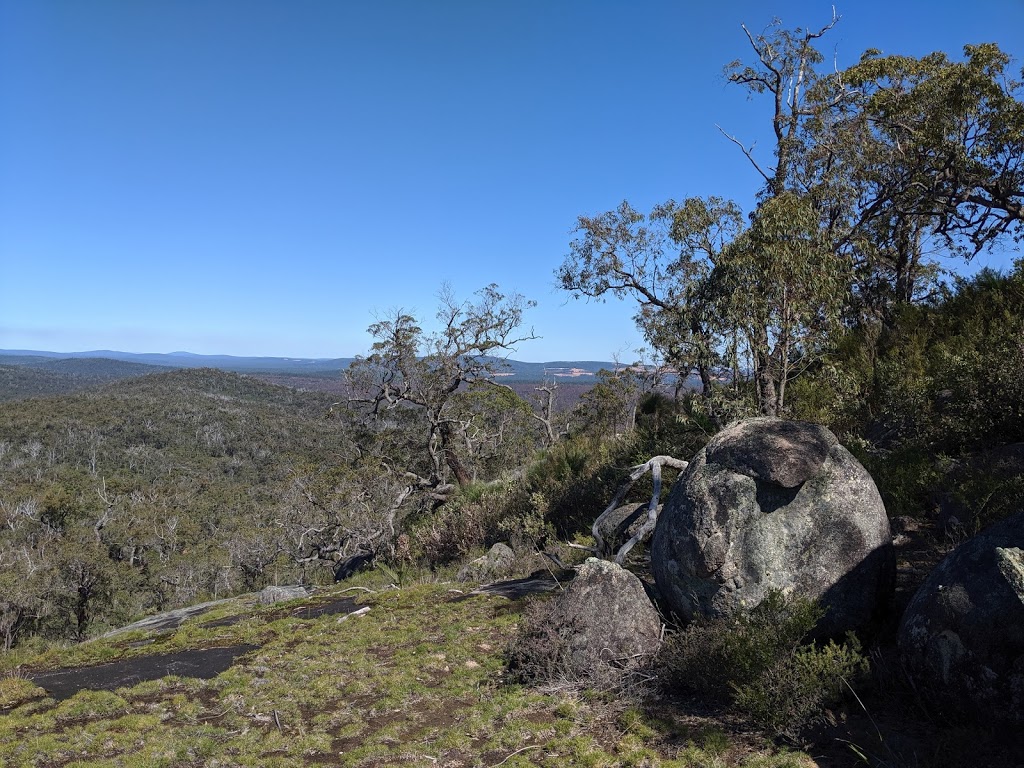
top-left (29, 644), bottom-right (258, 701)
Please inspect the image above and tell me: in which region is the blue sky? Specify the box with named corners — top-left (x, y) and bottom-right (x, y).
top-left (1, 1), bottom-right (1022, 361)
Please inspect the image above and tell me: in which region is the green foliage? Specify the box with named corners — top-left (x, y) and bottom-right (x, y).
top-left (346, 283), bottom-right (538, 498)
top-left (405, 481), bottom-right (517, 565)
top-left (0, 368), bottom-right (383, 648)
top-left (791, 263), bottom-right (1024, 527)
top-left (659, 591), bottom-right (868, 738)
top-left (522, 436), bottom-right (630, 539)
top-left (733, 638), bottom-right (868, 739)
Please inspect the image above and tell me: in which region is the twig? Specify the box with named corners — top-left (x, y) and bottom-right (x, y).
top-left (537, 549), bottom-right (568, 591)
top-left (338, 586), bottom-right (377, 594)
top-left (273, 709), bottom-right (282, 731)
top-left (490, 745), bottom-right (541, 766)
top-left (337, 606), bottom-right (371, 623)
top-left (565, 542), bottom-right (597, 554)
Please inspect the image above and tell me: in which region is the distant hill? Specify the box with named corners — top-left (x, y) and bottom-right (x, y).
top-left (0, 358), bottom-right (175, 402)
top-left (0, 349), bottom-right (353, 375)
top-left (0, 349), bottom-right (625, 384)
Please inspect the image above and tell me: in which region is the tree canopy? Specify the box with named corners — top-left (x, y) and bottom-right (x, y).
top-left (558, 15), bottom-right (1024, 418)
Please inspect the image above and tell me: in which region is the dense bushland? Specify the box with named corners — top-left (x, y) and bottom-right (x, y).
top-left (790, 262), bottom-right (1024, 533)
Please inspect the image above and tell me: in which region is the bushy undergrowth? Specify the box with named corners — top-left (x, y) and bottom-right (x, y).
top-left (505, 595), bottom-right (652, 694)
top-left (659, 591), bottom-right (868, 739)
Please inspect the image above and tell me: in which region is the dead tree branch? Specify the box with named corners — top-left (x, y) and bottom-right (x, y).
top-left (591, 455), bottom-right (688, 563)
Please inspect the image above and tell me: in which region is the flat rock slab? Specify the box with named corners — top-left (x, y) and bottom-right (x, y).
top-left (99, 597), bottom-right (237, 638)
top-left (457, 571), bottom-right (573, 600)
top-left (29, 644), bottom-right (258, 701)
top-left (201, 595), bottom-right (358, 628)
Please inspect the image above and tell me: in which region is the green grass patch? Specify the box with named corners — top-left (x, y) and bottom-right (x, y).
top-left (0, 582), bottom-right (816, 767)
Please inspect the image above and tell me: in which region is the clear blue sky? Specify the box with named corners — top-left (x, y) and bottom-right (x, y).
top-left (2, 1), bottom-right (1021, 361)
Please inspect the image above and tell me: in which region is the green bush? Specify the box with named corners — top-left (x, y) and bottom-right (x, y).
top-left (658, 590), bottom-right (868, 738)
top-left (733, 636), bottom-right (868, 739)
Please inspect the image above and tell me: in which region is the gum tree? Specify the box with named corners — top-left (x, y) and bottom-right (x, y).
top-left (347, 283), bottom-right (537, 503)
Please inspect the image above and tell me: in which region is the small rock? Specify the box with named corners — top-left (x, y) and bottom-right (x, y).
top-left (457, 542), bottom-right (516, 583)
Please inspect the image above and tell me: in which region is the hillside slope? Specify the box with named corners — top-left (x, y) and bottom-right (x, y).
top-left (0, 368), bottom-right (358, 643)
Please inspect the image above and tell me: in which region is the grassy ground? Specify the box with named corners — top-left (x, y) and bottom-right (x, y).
top-left (0, 578), bottom-right (815, 768)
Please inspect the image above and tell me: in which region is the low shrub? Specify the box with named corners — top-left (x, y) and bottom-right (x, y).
top-left (658, 590), bottom-right (868, 738)
top-left (506, 596), bottom-right (650, 693)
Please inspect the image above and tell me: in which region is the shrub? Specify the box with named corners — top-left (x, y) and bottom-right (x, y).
top-left (733, 636), bottom-right (868, 739)
top-left (407, 495), bottom-right (503, 566)
top-left (506, 597), bottom-right (575, 686)
top-left (658, 590), bottom-right (868, 738)
top-left (506, 596), bottom-right (650, 693)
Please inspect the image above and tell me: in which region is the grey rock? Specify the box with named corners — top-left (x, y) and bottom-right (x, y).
top-left (651, 418), bottom-right (893, 638)
top-left (554, 558), bottom-right (662, 676)
top-left (457, 542), bottom-right (516, 583)
top-left (899, 511), bottom-right (1024, 722)
top-left (597, 502), bottom-right (661, 553)
top-left (705, 417), bottom-right (837, 488)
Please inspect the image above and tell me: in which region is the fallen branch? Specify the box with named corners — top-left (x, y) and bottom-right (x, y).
top-left (491, 745), bottom-right (542, 767)
top-left (590, 455), bottom-right (688, 563)
top-left (336, 606), bottom-right (371, 623)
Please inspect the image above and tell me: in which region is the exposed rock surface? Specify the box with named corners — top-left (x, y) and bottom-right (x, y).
top-left (651, 418), bottom-right (893, 637)
top-left (898, 510), bottom-right (1024, 723)
top-left (553, 558), bottom-right (662, 677)
top-left (457, 542), bottom-right (516, 583)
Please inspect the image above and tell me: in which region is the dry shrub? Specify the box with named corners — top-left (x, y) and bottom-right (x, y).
top-left (409, 497), bottom-right (502, 566)
top-left (506, 596), bottom-right (653, 693)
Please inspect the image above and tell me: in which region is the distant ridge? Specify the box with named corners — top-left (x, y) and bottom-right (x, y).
top-left (0, 350), bottom-right (621, 382)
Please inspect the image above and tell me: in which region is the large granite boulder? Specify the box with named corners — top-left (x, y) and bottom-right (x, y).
top-left (651, 418), bottom-right (894, 638)
top-left (898, 510), bottom-right (1024, 723)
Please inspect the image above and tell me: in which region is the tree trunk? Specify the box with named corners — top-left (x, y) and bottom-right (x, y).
top-left (439, 422), bottom-right (472, 487)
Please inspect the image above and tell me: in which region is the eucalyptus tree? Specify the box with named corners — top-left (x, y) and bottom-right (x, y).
top-left (347, 283), bottom-right (537, 505)
top-left (721, 11), bottom-right (849, 200)
top-left (841, 43), bottom-right (1023, 255)
top-left (711, 192), bottom-right (849, 416)
top-left (799, 42), bottom-right (1024, 321)
top-left (557, 197), bottom-right (741, 421)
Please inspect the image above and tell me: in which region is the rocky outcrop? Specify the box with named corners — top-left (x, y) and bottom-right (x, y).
top-left (457, 542), bottom-right (516, 583)
top-left (898, 510), bottom-right (1024, 723)
top-left (257, 585), bottom-right (310, 605)
top-left (651, 418), bottom-right (894, 638)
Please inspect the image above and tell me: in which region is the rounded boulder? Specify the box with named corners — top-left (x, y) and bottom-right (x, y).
top-left (651, 418), bottom-right (894, 638)
top-left (898, 510), bottom-right (1024, 723)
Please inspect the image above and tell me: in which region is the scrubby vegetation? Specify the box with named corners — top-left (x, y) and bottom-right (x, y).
top-left (1, 13), bottom-right (1022, 766)
top-left (1, 262), bottom-right (1022, 762)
